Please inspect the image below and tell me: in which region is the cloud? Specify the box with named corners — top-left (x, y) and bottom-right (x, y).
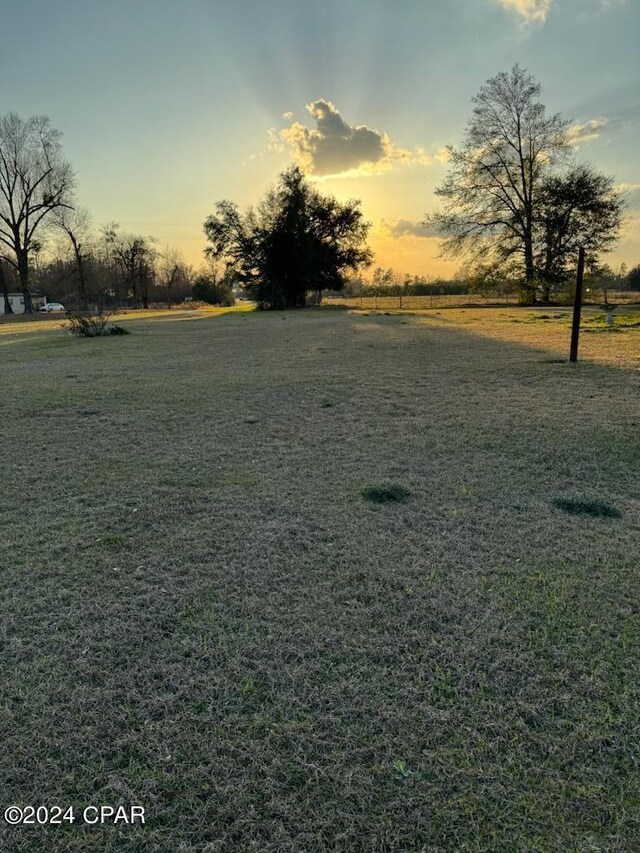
top-left (282, 111), bottom-right (293, 120)
top-left (615, 182), bottom-right (640, 194)
top-left (567, 118), bottom-right (609, 145)
top-left (380, 219), bottom-right (442, 239)
top-left (600, 0), bottom-right (627, 9)
top-left (496, 0), bottom-right (552, 24)
top-left (279, 99), bottom-right (433, 177)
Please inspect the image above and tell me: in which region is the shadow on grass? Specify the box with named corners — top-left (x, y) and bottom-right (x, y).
top-left (553, 497), bottom-right (622, 518)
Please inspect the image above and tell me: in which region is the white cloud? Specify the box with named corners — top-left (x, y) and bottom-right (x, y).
top-left (380, 218), bottom-right (442, 239)
top-left (600, 0), bottom-right (627, 9)
top-left (567, 118), bottom-right (609, 145)
top-left (278, 99), bottom-right (433, 178)
top-left (615, 182), bottom-right (640, 193)
top-left (496, 0), bottom-right (552, 24)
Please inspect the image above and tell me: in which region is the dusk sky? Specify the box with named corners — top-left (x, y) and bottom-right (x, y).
top-left (1, 0), bottom-right (638, 276)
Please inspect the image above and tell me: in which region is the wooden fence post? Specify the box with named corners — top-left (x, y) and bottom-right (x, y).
top-left (569, 247), bottom-right (585, 363)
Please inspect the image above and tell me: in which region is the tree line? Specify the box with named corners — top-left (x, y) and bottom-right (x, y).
top-left (0, 113), bottom-right (232, 314)
top-left (2, 66), bottom-right (634, 314)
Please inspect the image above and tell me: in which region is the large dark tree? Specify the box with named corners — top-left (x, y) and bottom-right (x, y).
top-left (0, 113), bottom-right (75, 311)
top-left (203, 167), bottom-right (372, 309)
top-left (426, 65), bottom-right (623, 304)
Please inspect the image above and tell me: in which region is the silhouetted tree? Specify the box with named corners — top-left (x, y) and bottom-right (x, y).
top-left (536, 165), bottom-right (623, 301)
top-left (157, 246), bottom-right (186, 308)
top-left (427, 65), bottom-right (572, 303)
top-left (428, 67), bottom-right (625, 304)
top-left (204, 166), bottom-right (372, 309)
top-left (627, 264), bottom-right (640, 291)
top-left (103, 225), bottom-right (156, 307)
top-left (0, 113), bottom-right (75, 311)
top-left (55, 207), bottom-right (92, 306)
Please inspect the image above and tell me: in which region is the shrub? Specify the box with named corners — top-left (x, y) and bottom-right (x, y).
top-left (66, 307), bottom-right (130, 338)
top-left (192, 276), bottom-right (236, 306)
top-left (67, 306), bottom-right (110, 337)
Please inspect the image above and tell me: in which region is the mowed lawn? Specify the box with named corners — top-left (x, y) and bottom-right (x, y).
top-left (1, 308), bottom-right (639, 852)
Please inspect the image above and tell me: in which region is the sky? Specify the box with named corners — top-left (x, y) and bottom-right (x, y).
top-left (1, 0), bottom-right (638, 277)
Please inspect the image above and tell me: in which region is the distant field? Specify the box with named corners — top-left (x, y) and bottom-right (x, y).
top-left (326, 290), bottom-right (639, 312)
top-left (1, 308), bottom-right (639, 851)
top-left (327, 293), bottom-right (519, 310)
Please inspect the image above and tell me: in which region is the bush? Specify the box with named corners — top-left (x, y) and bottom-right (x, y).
top-left (66, 307), bottom-right (130, 337)
top-left (192, 276), bottom-right (236, 306)
top-left (67, 306), bottom-right (110, 337)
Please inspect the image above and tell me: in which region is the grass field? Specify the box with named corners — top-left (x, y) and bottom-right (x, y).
top-left (325, 291), bottom-right (640, 313)
top-left (1, 306), bottom-right (639, 851)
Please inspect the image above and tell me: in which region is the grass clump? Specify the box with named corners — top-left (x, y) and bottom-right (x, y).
top-left (553, 497), bottom-right (621, 518)
top-left (66, 307), bottom-right (131, 337)
top-left (361, 483), bottom-right (411, 504)
top-left (67, 307), bottom-right (110, 337)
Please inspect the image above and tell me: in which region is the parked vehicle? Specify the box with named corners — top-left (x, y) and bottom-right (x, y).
top-left (39, 302), bottom-right (65, 313)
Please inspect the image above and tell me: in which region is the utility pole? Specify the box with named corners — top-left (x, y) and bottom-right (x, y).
top-left (569, 247), bottom-right (585, 363)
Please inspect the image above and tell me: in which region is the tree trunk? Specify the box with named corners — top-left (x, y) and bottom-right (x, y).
top-left (0, 263), bottom-right (13, 314)
top-left (71, 236), bottom-right (87, 306)
top-left (167, 267), bottom-right (178, 309)
top-left (17, 250), bottom-right (34, 313)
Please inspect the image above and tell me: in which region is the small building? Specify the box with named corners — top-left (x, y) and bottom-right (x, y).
top-left (0, 292), bottom-right (45, 314)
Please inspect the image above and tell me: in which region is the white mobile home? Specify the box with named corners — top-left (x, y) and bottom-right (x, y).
top-left (1, 293), bottom-right (45, 314)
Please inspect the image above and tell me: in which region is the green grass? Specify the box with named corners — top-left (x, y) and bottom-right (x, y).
top-left (1, 308), bottom-right (639, 851)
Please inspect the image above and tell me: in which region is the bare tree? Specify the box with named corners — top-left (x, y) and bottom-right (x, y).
top-left (0, 113), bottom-right (75, 311)
top-left (427, 65), bottom-right (569, 303)
top-left (103, 225), bottom-right (156, 307)
top-left (55, 206), bottom-right (93, 306)
top-left (158, 245), bottom-right (186, 308)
